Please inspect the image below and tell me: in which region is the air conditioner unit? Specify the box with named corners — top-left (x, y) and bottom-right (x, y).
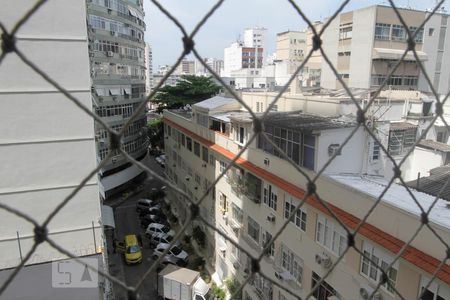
top-left (110, 31), bottom-right (115, 36)
top-left (185, 176), bottom-right (190, 181)
top-left (315, 253), bottom-right (332, 269)
top-left (202, 163), bottom-right (207, 168)
top-left (107, 51), bottom-right (114, 57)
top-left (359, 287), bottom-right (369, 300)
top-left (274, 271), bottom-right (293, 281)
top-left (89, 52), bottom-right (94, 57)
top-left (264, 158), bottom-right (270, 166)
top-left (267, 213), bottom-right (276, 222)
top-left (373, 292), bottom-right (383, 300)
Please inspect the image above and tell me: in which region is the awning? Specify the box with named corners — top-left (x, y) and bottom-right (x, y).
top-left (96, 88), bottom-right (106, 96)
top-left (109, 88), bottom-right (121, 96)
top-left (128, 6), bottom-right (139, 17)
top-left (101, 205), bottom-right (115, 228)
top-left (123, 87), bottom-right (131, 95)
top-left (372, 48), bottom-right (428, 61)
top-left (193, 278), bottom-right (210, 296)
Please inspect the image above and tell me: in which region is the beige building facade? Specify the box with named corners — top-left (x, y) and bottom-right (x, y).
top-left (163, 96), bottom-right (450, 300)
top-left (320, 5), bottom-right (450, 96)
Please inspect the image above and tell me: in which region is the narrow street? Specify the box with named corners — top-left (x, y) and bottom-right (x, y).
top-left (106, 156), bottom-right (166, 299)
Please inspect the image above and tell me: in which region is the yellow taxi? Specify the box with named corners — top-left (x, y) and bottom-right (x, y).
top-left (117, 234), bottom-right (142, 264)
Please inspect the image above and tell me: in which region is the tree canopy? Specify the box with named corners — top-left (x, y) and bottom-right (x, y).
top-left (151, 75), bottom-right (221, 112)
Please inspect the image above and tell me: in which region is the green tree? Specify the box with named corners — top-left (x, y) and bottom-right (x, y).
top-left (152, 75), bottom-right (221, 112)
top-left (147, 118), bottom-right (163, 149)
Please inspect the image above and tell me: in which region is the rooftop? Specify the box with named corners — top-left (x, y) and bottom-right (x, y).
top-left (418, 140), bottom-right (450, 153)
top-left (330, 174), bottom-right (450, 229)
top-left (192, 95), bottom-right (238, 110)
top-left (406, 165), bottom-right (450, 201)
top-left (390, 121), bottom-right (417, 130)
top-left (263, 111), bottom-right (357, 132)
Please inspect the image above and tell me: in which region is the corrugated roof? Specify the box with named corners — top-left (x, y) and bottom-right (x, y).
top-left (390, 122), bottom-right (417, 130)
top-left (406, 165), bottom-right (450, 201)
top-left (263, 111), bottom-right (356, 132)
top-left (193, 96), bottom-right (238, 110)
top-left (418, 140), bottom-right (450, 152)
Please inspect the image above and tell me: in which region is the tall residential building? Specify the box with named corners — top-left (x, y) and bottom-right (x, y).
top-left (273, 30), bottom-right (307, 86)
top-left (145, 42), bottom-right (153, 95)
top-left (0, 0), bottom-right (104, 298)
top-left (163, 96), bottom-right (450, 300)
top-left (320, 5), bottom-right (450, 94)
top-left (176, 58), bottom-right (195, 75)
top-left (195, 57), bottom-right (224, 76)
top-left (87, 0), bottom-right (148, 198)
top-left (222, 27), bottom-right (267, 77)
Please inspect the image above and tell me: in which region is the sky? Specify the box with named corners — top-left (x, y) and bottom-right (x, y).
top-left (143, 0), bottom-right (440, 68)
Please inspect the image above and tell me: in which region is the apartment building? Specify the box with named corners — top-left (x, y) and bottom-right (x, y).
top-left (320, 5), bottom-right (450, 95)
top-left (195, 57), bottom-right (224, 76)
top-left (176, 58), bottom-right (195, 75)
top-left (0, 0), bottom-right (104, 298)
top-left (163, 96), bottom-right (449, 300)
top-left (87, 0), bottom-right (148, 198)
top-left (145, 42), bottom-right (153, 95)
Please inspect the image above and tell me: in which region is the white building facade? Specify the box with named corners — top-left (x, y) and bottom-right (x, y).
top-left (0, 0), bottom-right (104, 298)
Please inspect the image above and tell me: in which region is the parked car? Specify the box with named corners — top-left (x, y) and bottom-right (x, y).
top-left (115, 234), bottom-right (142, 265)
top-left (155, 154), bottom-right (166, 165)
top-left (136, 199), bottom-right (155, 213)
top-left (138, 207), bottom-right (164, 218)
top-left (145, 223), bottom-right (175, 238)
top-left (153, 243), bottom-right (189, 263)
top-left (140, 214), bottom-right (168, 228)
top-left (156, 255), bottom-right (187, 272)
top-left (149, 232), bottom-right (180, 248)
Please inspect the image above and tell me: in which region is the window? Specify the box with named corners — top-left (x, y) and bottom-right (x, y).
top-left (375, 23), bottom-right (391, 40)
top-left (202, 146), bottom-right (208, 163)
top-left (195, 173), bottom-right (201, 184)
top-left (316, 215), bottom-right (347, 256)
top-left (388, 127), bottom-right (417, 156)
top-left (194, 141), bottom-right (200, 157)
top-left (219, 160), bottom-right (227, 175)
top-left (410, 26), bottom-right (424, 43)
top-left (256, 102), bottom-right (260, 112)
top-left (281, 244), bottom-right (303, 284)
top-left (403, 75), bottom-right (418, 87)
top-left (231, 203), bottom-right (243, 224)
top-left (339, 23), bottom-right (353, 40)
top-left (258, 126), bottom-right (315, 170)
top-left (371, 74), bottom-right (386, 86)
top-left (236, 126), bottom-right (245, 144)
top-left (181, 134), bottom-right (185, 147)
top-left (209, 154), bottom-right (215, 166)
top-left (284, 198), bottom-right (307, 231)
top-left (429, 27), bottom-right (435, 36)
top-left (360, 242), bottom-right (398, 294)
top-left (392, 24), bottom-right (406, 41)
top-left (219, 192), bottom-right (228, 212)
top-left (263, 183), bottom-right (277, 211)
top-left (247, 217), bottom-right (260, 243)
top-left (197, 113), bottom-right (209, 127)
top-left (311, 272), bottom-right (337, 300)
top-left (419, 276), bottom-right (449, 300)
top-left (262, 230), bottom-right (274, 257)
top-left (372, 140), bottom-right (380, 161)
top-left (303, 134), bottom-right (316, 170)
top-left (186, 137), bottom-right (192, 151)
top-left (270, 105), bottom-right (278, 112)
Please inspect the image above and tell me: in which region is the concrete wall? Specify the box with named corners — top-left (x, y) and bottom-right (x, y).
top-left (320, 17), bottom-right (340, 89)
top-left (0, 0), bottom-right (102, 268)
top-left (349, 6), bottom-right (376, 88)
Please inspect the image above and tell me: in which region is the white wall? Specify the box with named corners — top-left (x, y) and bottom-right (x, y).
top-left (0, 0), bottom-right (102, 268)
top-left (349, 7), bottom-right (376, 88)
top-left (316, 127), bottom-right (366, 174)
top-left (402, 147), bottom-right (445, 182)
top-left (223, 42), bottom-right (243, 76)
top-left (320, 17), bottom-right (340, 89)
